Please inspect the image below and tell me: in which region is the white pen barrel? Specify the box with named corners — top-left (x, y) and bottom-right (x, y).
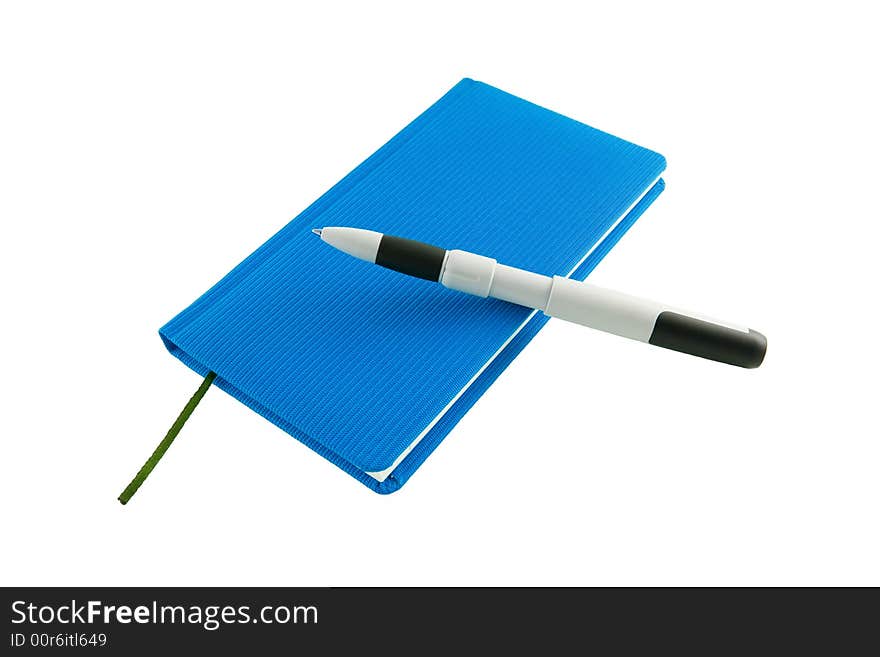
top-left (544, 276), bottom-right (662, 342)
top-left (441, 251), bottom-right (554, 308)
top-left (544, 276), bottom-right (767, 368)
top-left (434, 247), bottom-right (766, 369)
top-left (488, 264), bottom-right (553, 309)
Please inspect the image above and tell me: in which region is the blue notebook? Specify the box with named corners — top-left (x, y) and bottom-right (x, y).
top-left (160, 79), bottom-right (666, 493)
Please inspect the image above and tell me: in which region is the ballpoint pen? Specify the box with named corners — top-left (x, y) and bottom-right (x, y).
top-left (314, 227), bottom-right (767, 368)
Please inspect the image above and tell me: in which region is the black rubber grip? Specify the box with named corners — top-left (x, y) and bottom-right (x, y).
top-left (375, 234), bottom-right (447, 281)
top-left (649, 311), bottom-right (767, 369)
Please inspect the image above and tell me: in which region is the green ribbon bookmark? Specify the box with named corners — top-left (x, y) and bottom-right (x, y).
top-left (118, 371), bottom-right (216, 505)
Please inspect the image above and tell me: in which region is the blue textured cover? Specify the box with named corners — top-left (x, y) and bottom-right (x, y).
top-left (160, 79), bottom-right (666, 493)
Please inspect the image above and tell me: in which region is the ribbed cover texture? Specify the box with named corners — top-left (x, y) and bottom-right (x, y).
top-left (159, 79), bottom-right (666, 493)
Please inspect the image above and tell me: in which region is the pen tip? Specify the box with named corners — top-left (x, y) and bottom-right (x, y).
top-left (311, 228), bottom-right (322, 237)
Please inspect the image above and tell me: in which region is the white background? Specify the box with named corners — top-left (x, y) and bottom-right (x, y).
top-left (1, 1), bottom-right (878, 586)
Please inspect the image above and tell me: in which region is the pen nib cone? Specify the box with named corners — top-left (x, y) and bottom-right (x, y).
top-left (311, 228), bottom-right (322, 237)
